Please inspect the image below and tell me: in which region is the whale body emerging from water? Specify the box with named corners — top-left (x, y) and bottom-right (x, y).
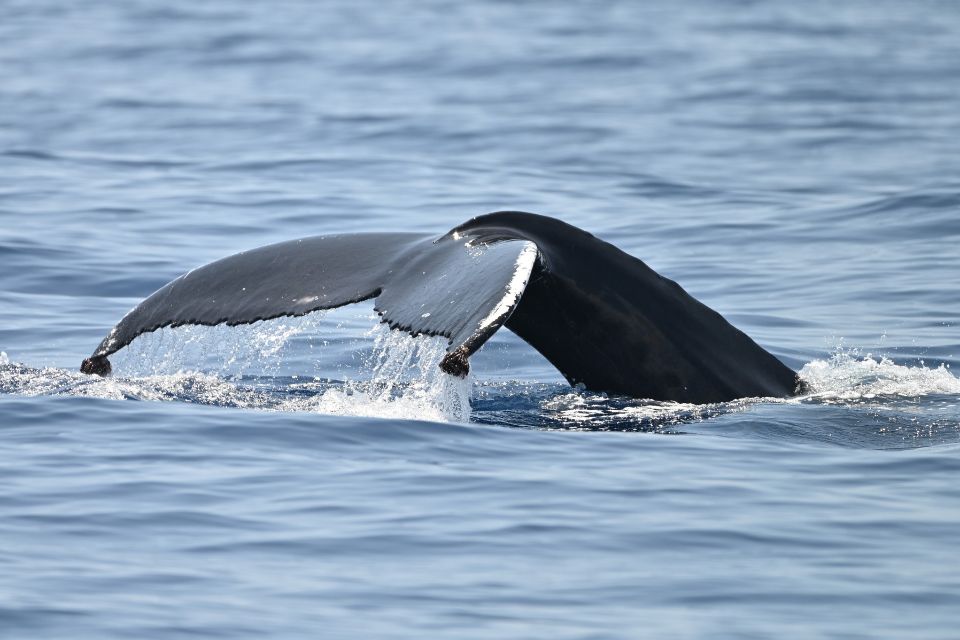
top-left (81, 211), bottom-right (800, 403)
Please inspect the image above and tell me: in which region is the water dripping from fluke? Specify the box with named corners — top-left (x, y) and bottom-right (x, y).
top-left (303, 325), bottom-right (472, 423)
top-left (97, 316), bottom-right (471, 423)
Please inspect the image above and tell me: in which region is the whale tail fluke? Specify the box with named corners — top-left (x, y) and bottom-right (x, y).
top-left (81, 225), bottom-right (538, 385)
top-left (81, 212), bottom-right (798, 403)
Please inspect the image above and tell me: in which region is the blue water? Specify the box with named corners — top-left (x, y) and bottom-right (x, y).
top-left (2, 1), bottom-right (960, 637)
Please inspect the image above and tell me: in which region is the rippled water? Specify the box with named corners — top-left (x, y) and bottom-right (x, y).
top-left (2, 1), bottom-right (960, 638)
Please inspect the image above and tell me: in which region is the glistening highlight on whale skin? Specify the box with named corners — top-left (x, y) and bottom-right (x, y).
top-left (81, 211), bottom-right (801, 403)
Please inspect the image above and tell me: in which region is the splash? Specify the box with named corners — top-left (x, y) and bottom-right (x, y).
top-left (1, 316), bottom-right (472, 423)
top-left (306, 325), bottom-right (471, 422)
top-left (0, 361), bottom-right (272, 406)
top-left (113, 317), bottom-right (472, 421)
top-left (799, 351), bottom-right (960, 402)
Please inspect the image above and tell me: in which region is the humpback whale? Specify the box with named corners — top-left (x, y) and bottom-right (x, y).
top-left (81, 212), bottom-right (800, 403)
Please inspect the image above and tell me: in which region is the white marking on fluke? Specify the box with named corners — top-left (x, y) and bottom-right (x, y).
top-left (478, 242), bottom-right (538, 331)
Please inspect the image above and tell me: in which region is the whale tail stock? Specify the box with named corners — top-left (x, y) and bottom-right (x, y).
top-left (80, 211), bottom-right (800, 403)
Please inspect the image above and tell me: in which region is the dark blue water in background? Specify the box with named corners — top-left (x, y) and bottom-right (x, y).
top-left (2, 1), bottom-right (960, 637)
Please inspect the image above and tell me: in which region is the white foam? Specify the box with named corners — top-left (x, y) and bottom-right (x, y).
top-left (0, 351), bottom-right (8, 365)
top-left (540, 390), bottom-right (729, 429)
top-left (0, 357), bottom-right (258, 405)
top-left (799, 351), bottom-right (960, 401)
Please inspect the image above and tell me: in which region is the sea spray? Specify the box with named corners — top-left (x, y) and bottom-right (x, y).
top-left (799, 350), bottom-right (960, 401)
top-left (106, 316), bottom-right (471, 422)
top-left (309, 324), bottom-right (472, 423)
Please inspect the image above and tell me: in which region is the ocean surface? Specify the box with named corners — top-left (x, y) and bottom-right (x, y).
top-left (2, 1), bottom-right (960, 638)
